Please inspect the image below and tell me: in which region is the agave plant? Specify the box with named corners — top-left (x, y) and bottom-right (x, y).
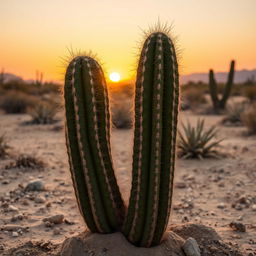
top-left (178, 119), bottom-right (223, 159)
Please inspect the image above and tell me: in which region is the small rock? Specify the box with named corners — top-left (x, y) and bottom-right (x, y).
top-left (229, 222), bottom-right (246, 232)
top-left (182, 216), bottom-right (189, 223)
top-left (175, 182), bottom-right (187, 189)
top-left (8, 205), bottom-right (19, 212)
top-left (34, 196), bottom-right (46, 204)
top-left (53, 228), bottom-right (61, 235)
top-left (12, 231), bottom-right (19, 237)
top-left (25, 180), bottom-right (45, 191)
top-left (65, 219), bottom-right (75, 225)
top-left (237, 215), bottom-right (243, 221)
top-left (43, 214), bottom-right (64, 224)
top-left (252, 204), bottom-right (256, 211)
top-left (11, 214), bottom-right (24, 222)
top-left (1, 224), bottom-right (28, 231)
top-left (182, 237), bottom-right (201, 256)
top-left (234, 204), bottom-right (243, 211)
top-left (217, 202), bottom-right (226, 209)
top-left (44, 221), bottom-right (54, 228)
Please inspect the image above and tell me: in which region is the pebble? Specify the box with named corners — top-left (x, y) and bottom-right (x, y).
top-left (217, 202), bottom-right (226, 209)
top-left (252, 204), bottom-right (256, 211)
top-left (12, 231), bottom-right (19, 237)
top-left (182, 237), bottom-right (201, 256)
top-left (43, 214), bottom-right (64, 224)
top-left (229, 221), bottom-right (246, 232)
top-left (8, 205), bottom-right (19, 212)
top-left (25, 180), bottom-right (45, 191)
top-left (34, 196), bottom-right (46, 204)
top-left (53, 228), bottom-right (61, 235)
top-left (175, 182), bottom-right (187, 189)
top-left (11, 214), bottom-right (24, 222)
top-left (1, 224), bottom-right (28, 231)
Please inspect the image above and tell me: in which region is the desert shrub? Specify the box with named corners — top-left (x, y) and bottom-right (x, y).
top-left (1, 80), bottom-right (30, 93)
top-left (243, 86), bottom-right (256, 103)
top-left (222, 102), bottom-right (246, 126)
top-left (178, 119), bottom-right (223, 159)
top-left (241, 104), bottom-right (256, 134)
top-left (1, 80), bottom-right (61, 96)
top-left (0, 90), bottom-right (36, 114)
top-left (111, 97), bottom-right (133, 129)
top-left (28, 101), bottom-right (58, 124)
top-left (6, 155), bottom-right (45, 169)
top-left (0, 134), bottom-right (9, 158)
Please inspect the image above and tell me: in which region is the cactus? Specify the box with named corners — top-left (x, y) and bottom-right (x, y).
top-left (123, 32), bottom-right (179, 247)
top-left (209, 60), bottom-right (235, 112)
top-left (64, 31), bottom-right (179, 248)
top-left (64, 56), bottom-right (125, 233)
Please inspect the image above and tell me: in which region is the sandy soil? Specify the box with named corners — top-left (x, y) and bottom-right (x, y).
top-left (0, 110), bottom-right (255, 255)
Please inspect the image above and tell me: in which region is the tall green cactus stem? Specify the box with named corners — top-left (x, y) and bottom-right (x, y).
top-left (209, 69), bottom-right (219, 111)
top-left (123, 32), bottom-right (179, 247)
top-left (64, 56), bottom-right (125, 233)
top-left (209, 60), bottom-right (235, 112)
top-left (219, 60), bottom-right (235, 109)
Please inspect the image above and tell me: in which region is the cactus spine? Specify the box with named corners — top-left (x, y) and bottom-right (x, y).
top-left (209, 60), bottom-right (235, 112)
top-left (123, 32), bottom-right (179, 247)
top-left (64, 56), bottom-right (125, 233)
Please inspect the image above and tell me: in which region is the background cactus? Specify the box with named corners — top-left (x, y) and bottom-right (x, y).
top-left (209, 60), bottom-right (235, 112)
top-left (123, 32), bottom-right (179, 247)
top-left (64, 56), bottom-right (125, 233)
top-left (64, 31), bottom-right (179, 248)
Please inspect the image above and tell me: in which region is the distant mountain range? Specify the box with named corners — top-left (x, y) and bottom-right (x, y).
top-left (180, 69), bottom-right (256, 84)
top-left (2, 73), bottom-right (23, 83)
top-left (2, 69), bottom-right (256, 85)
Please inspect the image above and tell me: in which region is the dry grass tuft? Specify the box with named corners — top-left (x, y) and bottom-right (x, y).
top-left (241, 104), bottom-right (256, 135)
top-left (6, 155), bottom-right (45, 170)
top-left (28, 101), bottom-right (59, 124)
top-left (0, 91), bottom-right (36, 114)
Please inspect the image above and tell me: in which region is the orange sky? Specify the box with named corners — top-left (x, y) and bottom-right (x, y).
top-left (1, 0), bottom-right (255, 82)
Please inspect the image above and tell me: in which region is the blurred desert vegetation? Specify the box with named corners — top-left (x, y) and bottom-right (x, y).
top-left (0, 68), bottom-right (256, 138)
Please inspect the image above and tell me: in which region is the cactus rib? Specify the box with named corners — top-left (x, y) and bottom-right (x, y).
top-left (64, 56), bottom-right (125, 233)
top-left (123, 32), bottom-right (179, 247)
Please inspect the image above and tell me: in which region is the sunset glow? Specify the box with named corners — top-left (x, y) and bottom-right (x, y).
top-left (109, 72), bottom-right (121, 82)
top-left (0, 0), bottom-right (255, 82)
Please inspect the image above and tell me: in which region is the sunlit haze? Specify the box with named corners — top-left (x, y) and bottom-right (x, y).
top-left (1, 0), bottom-right (255, 82)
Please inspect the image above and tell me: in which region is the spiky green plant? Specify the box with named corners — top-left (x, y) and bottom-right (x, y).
top-left (123, 32), bottom-right (179, 247)
top-left (64, 56), bottom-right (125, 233)
top-left (178, 119), bottom-right (223, 159)
top-left (64, 31), bottom-right (179, 248)
top-left (209, 60), bottom-right (235, 113)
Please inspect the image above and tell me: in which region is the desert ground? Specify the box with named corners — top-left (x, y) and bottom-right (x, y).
top-left (0, 106), bottom-right (255, 255)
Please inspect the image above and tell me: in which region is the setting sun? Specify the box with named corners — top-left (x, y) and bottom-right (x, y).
top-left (109, 72), bottom-right (121, 82)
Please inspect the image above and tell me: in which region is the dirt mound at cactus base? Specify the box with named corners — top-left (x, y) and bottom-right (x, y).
top-left (59, 224), bottom-right (242, 256)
